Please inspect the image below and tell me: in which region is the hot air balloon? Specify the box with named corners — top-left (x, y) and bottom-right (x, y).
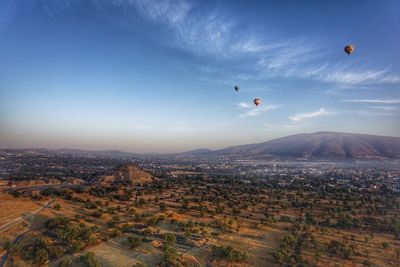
top-left (254, 98), bottom-right (261, 106)
top-left (344, 44), bottom-right (354, 55)
top-left (234, 85), bottom-right (239, 92)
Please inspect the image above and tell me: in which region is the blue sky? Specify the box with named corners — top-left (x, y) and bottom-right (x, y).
top-left (0, 0), bottom-right (399, 153)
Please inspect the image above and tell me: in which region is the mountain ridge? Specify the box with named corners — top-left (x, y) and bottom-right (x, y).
top-left (199, 131), bottom-right (400, 160)
top-left (2, 132), bottom-right (399, 160)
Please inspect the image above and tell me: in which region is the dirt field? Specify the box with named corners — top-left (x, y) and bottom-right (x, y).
top-left (0, 194), bottom-right (46, 226)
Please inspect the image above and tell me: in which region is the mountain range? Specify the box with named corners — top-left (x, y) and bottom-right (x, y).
top-left (14, 132), bottom-right (400, 160)
top-left (199, 132), bottom-right (400, 160)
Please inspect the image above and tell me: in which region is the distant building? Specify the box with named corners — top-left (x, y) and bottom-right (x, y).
top-left (0, 180), bottom-right (9, 187)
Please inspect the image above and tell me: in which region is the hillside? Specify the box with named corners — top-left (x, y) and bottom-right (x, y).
top-left (195, 132), bottom-right (400, 160)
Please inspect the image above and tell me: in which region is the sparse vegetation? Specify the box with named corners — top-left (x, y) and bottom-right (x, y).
top-left (1, 160), bottom-right (399, 267)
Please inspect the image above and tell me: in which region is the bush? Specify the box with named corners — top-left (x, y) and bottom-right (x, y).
top-left (109, 229), bottom-right (122, 238)
top-left (59, 258), bottom-right (72, 267)
top-left (161, 244), bottom-right (178, 266)
top-left (159, 233), bottom-right (179, 266)
top-left (160, 202), bottom-right (166, 211)
top-left (46, 216), bottom-right (69, 228)
top-left (68, 241), bottom-right (84, 253)
top-left (35, 248), bottom-right (49, 265)
top-left (128, 236), bottom-right (143, 249)
top-left (48, 245), bottom-right (65, 258)
top-left (80, 252), bottom-right (100, 267)
top-left (11, 190), bottom-right (21, 198)
top-left (382, 242), bottom-right (390, 249)
top-left (280, 215), bottom-right (292, 222)
top-left (164, 233), bottom-right (176, 246)
top-left (211, 245), bottom-right (247, 263)
top-left (54, 203), bottom-right (62, 210)
top-left (85, 202), bottom-right (97, 210)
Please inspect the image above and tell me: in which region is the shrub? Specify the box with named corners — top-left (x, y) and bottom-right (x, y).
top-left (164, 233), bottom-right (176, 246)
top-left (363, 259), bottom-right (371, 267)
top-left (58, 258), bottom-right (72, 267)
top-left (46, 216), bottom-right (69, 228)
top-left (35, 248), bottom-right (49, 265)
top-left (211, 245), bottom-right (247, 263)
top-left (127, 236), bottom-right (143, 249)
top-left (48, 245), bottom-right (65, 258)
top-left (80, 252), bottom-right (100, 267)
top-left (68, 241), bottom-right (84, 253)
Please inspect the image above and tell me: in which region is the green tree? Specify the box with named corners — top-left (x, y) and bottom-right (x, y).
top-left (128, 236), bottom-right (143, 249)
top-left (35, 249), bottom-right (49, 265)
top-left (58, 258), bottom-right (72, 267)
top-left (160, 233), bottom-right (179, 266)
top-left (164, 233), bottom-right (176, 246)
top-left (80, 252), bottom-right (100, 267)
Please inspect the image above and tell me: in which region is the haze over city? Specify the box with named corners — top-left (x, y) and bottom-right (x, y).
top-left (1, 0), bottom-right (399, 153)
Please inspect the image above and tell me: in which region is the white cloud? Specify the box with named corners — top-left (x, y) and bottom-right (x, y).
top-left (117, 0), bottom-right (191, 26)
top-left (289, 108), bottom-right (332, 121)
top-left (238, 102), bottom-right (278, 118)
top-left (344, 99), bottom-right (400, 104)
top-left (318, 67), bottom-right (400, 85)
top-left (238, 102), bottom-right (251, 109)
top-left (110, 0), bottom-right (400, 86)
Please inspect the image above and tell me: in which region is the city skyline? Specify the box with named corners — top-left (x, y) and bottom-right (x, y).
top-left (1, 0), bottom-right (399, 153)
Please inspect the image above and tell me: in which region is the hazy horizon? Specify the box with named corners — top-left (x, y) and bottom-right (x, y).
top-left (1, 0), bottom-right (399, 153)
top-left (2, 130), bottom-right (400, 155)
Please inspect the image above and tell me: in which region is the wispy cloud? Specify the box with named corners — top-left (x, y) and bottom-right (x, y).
top-left (104, 0), bottom-right (400, 87)
top-left (289, 108), bottom-right (333, 121)
top-left (356, 111), bottom-right (398, 117)
top-left (3, 0), bottom-right (399, 88)
top-left (369, 106), bottom-right (398, 111)
top-left (238, 102), bottom-right (251, 109)
top-left (124, 0), bottom-right (191, 26)
top-left (318, 67), bottom-right (400, 85)
top-left (237, 102), bottom-right (278, 118)
top-left (344, 99), bottom-right (400, 104)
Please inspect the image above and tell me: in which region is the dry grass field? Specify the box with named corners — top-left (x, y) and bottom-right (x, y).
top-left (1, 165), bottom-right (399, 267)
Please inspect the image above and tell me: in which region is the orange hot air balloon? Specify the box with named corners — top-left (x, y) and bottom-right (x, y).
top-left (234, 85), bottom-right (239, 92)
top-left (344, 44), bottom-right (354, 55)
top-left (254, 98), bottom-right (261, 106)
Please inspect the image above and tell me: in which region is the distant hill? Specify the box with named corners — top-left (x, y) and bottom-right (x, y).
top-left (184, 132), bottom-right (400, 160)
top-left (5, 132), bottom-right (399, 161)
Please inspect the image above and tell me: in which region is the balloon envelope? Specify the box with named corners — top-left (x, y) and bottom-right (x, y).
top-left (254, 98), bottom-right (261, 106)
top-left (344, 44), bottom-right (354, 55)
top-left (234, 85), bottom-right (239, 92)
